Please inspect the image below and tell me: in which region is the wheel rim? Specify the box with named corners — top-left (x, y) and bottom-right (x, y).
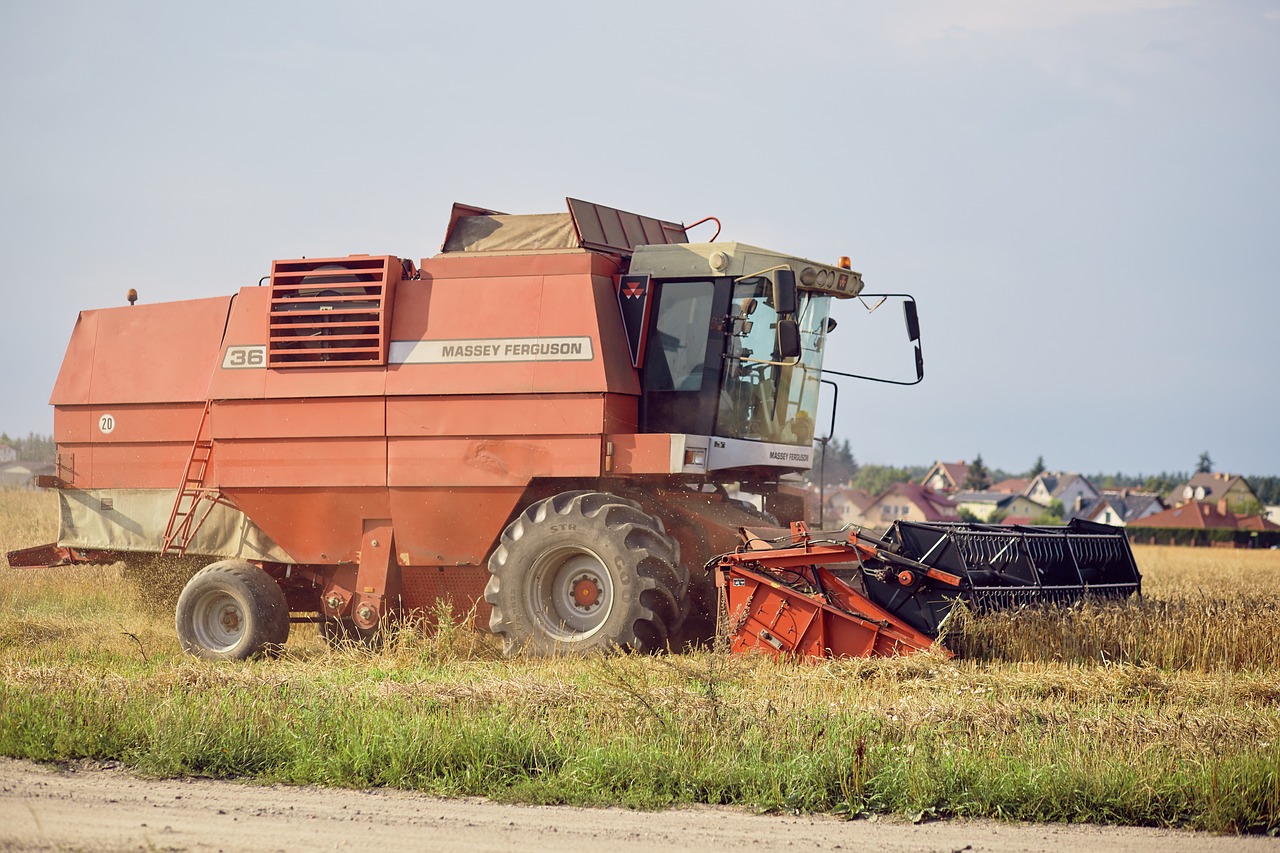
top-left (526, 546), bottom-right (614, 640)
top-left (189, 589), bottom-right (246, 653)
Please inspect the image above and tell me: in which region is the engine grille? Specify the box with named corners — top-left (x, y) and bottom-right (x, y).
top-left (267, 256), bottom-right (401, 367)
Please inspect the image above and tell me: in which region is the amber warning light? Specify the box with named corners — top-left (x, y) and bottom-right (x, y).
top-left (838, 256), bottom-right (851, 270)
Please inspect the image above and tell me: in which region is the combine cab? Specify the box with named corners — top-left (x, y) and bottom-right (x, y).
top-left (7, 197), bottom-right (1139, 661)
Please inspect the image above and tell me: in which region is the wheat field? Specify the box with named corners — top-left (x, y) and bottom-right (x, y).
top-left (1, 489), bottom-right (1277, 833)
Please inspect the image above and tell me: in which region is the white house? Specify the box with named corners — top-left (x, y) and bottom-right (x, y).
top-left (1025, 472), bottom-right (1100, 511)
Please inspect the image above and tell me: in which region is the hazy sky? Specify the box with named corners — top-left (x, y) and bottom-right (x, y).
top-left (2, 1), bottom-right (1277, 476)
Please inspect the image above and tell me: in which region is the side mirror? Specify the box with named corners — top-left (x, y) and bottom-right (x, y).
top-left (771, 269), bottom-right (797, 315)
top-left (904, 299), bottom-right (921, 341)
top-left (777, 318), bottom-right (801, 359)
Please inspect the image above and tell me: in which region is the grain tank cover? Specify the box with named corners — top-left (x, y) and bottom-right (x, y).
top-left (441, 198), bottom-right (687, 257)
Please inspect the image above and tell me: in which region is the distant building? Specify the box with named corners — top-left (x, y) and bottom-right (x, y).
top-left (952, 490), bottom-right (1043, 522)
top-left (865, 483), bottom-right (959, 529)
top-left (1025, 472), bottom-right (1100, 511)
top-left (1067, 492), bottom-right (1165, 527)
top-left (1168, 472), bottom-right (1259, 513)
top-left (823, 487), bottom-right (877, 528)
top-left (1126, 499), bottom-right (1280, 547)
top-left (0, 461), bottom-right (55, 490)
top-left (920, 460), bottom-right (969, 494)
top-left (0, 444), bottom-right (16, 464)
top-left (989, 477), bottom-right (1029, 495)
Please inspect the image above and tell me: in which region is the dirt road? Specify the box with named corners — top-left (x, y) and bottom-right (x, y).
top-left (0, 757), bottom-right (1272, 852)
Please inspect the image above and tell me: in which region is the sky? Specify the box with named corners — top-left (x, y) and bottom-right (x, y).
top-left (1, 1), bottom-right (1277, 477)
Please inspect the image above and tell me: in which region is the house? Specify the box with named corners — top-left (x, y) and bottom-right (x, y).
top-left (1025, 471), bottom-right (1100, 510)
top-left (1126, 500), bottom-right (1280, 547)
top-left (864, 483), bottom-right (959, 529)
top-left (0, 461), bottom-right (55, 490)
top-left (823, 487), bottom-right (877, 528)
top-left (0, 444), bottom-right (16, 464)
top-left (1168, 472), bottom-right (1259, 513)
top-left (989, 477), bottom-right (1029, 495)
top-left (952, 490), bottom-right (1043, 522)
top-left (920, 460), bottom-right (969, 494)
top-left (1067, 491), bottom-right (1165, 527)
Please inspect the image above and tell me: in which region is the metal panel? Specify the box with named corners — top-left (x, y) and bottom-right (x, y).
top-left (212, 398), bottom-right (386, 440)
top-left (221, 486), bottom-right (391, 564)
top-left (214, 437), bottom-right (386, 488)
top-left (567, 198), bottom-right (686, 255)
top-left (388, 487), bottom-right (525, 567)
top-left (51, 297), bottom-right (233, 406)
top-left (387, 435), bottom-right (601, 488)
top-left (386, 395), bottom-right (607, 438)
top-left (399, 566), bottom-right (492, 626)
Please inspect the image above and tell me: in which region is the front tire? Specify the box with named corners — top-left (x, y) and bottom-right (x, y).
top-left (485, 491), bottom-right (688, 655)
top-left (175, 560), bottom-right (290, 660)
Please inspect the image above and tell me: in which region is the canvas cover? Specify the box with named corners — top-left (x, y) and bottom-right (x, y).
top-left (57, 489), bottom-right (293, 563)
top-left (442, 213), bottom-right (582, 254)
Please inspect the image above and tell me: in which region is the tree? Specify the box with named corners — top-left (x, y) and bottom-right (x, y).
top-left (963, 454), bottom-right (991, 491)
top-left (807, 436), bottom-right (858, 488)
top-left (1028, 455), bottom-right (1045, 478)
top-left (1238, 498), bottom-right (1266, 518)
top-left (1030, 498), bottom-right (1064, 526)
top-left (852, 465), bottom-right (920, 496)
top-left (1196, 451), bottom-right (1213, 475)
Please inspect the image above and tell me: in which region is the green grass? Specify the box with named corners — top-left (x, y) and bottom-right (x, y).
top-left (1, 491), bottom-right (1278, 834)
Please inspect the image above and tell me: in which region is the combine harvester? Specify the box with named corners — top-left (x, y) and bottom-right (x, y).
top-left (8, 198), bottom-right (1140, 660)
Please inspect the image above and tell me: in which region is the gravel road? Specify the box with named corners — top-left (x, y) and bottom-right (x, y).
top-left (0, 757), bottom-right (1273, 852)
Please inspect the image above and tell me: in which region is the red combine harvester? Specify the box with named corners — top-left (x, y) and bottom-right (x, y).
top-left (8, 199), bottom-right (1140, 660)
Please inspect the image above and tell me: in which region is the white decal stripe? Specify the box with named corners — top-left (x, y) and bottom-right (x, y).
top-left (389, 336), bottom-right (594, 365)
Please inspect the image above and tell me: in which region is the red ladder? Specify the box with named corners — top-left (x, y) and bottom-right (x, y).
top-left (161, 401), bottom-right (218, 556)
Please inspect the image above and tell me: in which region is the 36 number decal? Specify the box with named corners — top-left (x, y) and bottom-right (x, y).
top-left (222, 345), bottom-right (267, 369)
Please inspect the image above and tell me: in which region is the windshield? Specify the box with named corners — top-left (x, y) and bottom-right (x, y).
top-left (716, 283), bottom-right (830, 446)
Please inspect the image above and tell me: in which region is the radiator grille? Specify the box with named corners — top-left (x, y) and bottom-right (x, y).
top-left (267, 256), bottom-right (400, 367)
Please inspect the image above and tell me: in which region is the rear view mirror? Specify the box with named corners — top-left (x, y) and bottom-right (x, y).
top-left (771, 269), bottom-right (797, 315)
top-left (904, 299), bottom-right (921, 341)
top-left (777, 318), bottom-right (801, 359)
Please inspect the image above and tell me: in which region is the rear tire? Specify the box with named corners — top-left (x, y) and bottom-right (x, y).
top-left (175, 560), bottom-right (290, 660)
top-left (485, 491), bottom-right (688, 655)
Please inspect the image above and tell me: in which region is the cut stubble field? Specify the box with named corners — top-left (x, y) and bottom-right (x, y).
top-left (0, 489), bottom-right (1277, 835)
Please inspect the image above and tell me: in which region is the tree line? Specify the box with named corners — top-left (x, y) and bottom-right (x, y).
top-left (0, 433), bottom-right (56, 463)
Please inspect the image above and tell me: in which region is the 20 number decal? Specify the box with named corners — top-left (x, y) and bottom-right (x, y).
top-left (98, 414), bottom-right (115, 434)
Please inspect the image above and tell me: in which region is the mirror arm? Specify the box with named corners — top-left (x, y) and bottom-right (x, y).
top-left (820, 378), bottom-right (839, 442)
top-left (821, 363), bottom-right (924, 386)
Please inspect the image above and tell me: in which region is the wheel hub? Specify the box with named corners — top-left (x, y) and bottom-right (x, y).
top-left (571, 576), bottom-right (600, 608)
top-left (218, 606), bottom-right (242, 633)
top-left (526, 548), bottom-right (614, 640)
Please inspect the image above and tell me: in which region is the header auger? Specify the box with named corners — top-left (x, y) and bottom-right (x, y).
top-left (6, 197), bottom-right (1139, 661)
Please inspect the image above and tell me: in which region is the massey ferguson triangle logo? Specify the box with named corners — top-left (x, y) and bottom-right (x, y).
top-left (617, 274), bottom-right (652, 368)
